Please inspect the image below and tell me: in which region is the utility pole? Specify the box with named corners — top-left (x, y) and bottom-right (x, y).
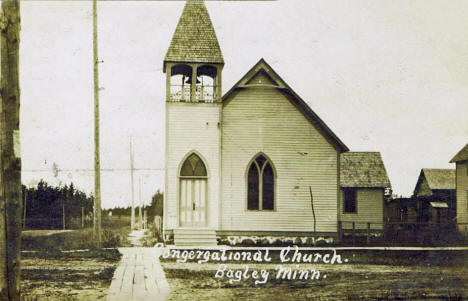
top-left (0, 0), bottom-right (22, 299)
top-left (130, 136), bottom-right (135, 230)
top-left (138, 178), bottom-right (142, 229)
top-left (92, 0), bottom-right (102, 247)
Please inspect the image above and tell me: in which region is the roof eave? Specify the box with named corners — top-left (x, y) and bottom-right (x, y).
top-left (449, 143), bottom-right (468, 163)
top-left (163, 59), bottom-right (225, 73)
top-left (340, 185), bottom-right (391, 189)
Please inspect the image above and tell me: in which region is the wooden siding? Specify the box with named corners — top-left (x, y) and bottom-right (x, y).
top-left (340, 188), bottom-right (384, 230)
top-left (221, 86), bottom-right (339, 233)
top-left (165, 102), bottom-right (221, 230)
top-left (386, 200), bottom-right (418, 223)
top-left (246, 71), bottom-right (277, 86)
top-left (456, 162), bottom-right (468, 232)
top-left (416, 177), bottom-right (433, 198)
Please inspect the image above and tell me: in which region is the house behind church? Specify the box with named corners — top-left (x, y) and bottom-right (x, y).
top-left (450, 143), bottom-right (468, 234)
top-left (413, 168), bottom-right (456, 225)
top-left (340, 152), bottom-right (392, 231)
top-left (162, 1), bottom-right (392, 245)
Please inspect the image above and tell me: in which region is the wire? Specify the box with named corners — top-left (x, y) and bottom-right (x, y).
top-left (22, 167), bottom-right (164, 173)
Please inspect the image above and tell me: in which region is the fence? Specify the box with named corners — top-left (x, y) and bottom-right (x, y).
top-left (338, 220), bottom-right (463, 245)
top-left (338, 221), bottom-right (383, 245)
top-left (22, 216), bottom-right (93, 230)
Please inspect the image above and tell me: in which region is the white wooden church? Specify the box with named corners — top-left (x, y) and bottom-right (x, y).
top-left (162, 1), bottom-right (391, 245)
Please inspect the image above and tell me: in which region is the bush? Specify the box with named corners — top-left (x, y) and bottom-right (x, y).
top-left (101, 229), bottom-right (121, 248)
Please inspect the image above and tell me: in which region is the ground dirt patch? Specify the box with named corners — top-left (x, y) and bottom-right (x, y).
top-left (162, 251), bottom-right (468, 301)
top-left (21, 253), bottom-right (120, 301)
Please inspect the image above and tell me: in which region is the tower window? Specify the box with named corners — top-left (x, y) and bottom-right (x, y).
top-left (196, 65), bottom-right (217, 103)
top-left (247, 154), bottom-right (275, 211)
top-left (169, 64), bottom-right (193, 102)
top-left (169, 64), bottom-right (218, 103)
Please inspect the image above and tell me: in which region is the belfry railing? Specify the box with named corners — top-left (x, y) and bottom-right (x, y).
top-left (169, 84), bottom-right (217, 103)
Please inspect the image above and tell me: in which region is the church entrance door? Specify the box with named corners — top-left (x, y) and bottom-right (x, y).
top-left (179, 153), bottom-right (208, 227)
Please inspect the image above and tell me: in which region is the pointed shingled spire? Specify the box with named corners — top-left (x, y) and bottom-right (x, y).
top-left (164, 0), bottom-right (224, 70)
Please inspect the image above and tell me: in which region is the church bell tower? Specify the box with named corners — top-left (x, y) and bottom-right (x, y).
top-left (163, 0), bottom-right (224, 244)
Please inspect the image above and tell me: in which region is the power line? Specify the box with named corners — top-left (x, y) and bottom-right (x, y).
top-left (22, 167), bottom-right (164, 172)
top-left (21, 0), bottom-right (275, 2)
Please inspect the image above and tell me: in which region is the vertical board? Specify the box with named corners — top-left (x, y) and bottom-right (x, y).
top-left (456, 162), bottom-right (468, 232)
top-left (179, 179), bottom-right (207, 227)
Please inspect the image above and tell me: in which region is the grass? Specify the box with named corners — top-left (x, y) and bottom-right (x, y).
top-left (21, 216), bottom-right (132, 254)
top-left (21, 256), bottom-right (119, 300)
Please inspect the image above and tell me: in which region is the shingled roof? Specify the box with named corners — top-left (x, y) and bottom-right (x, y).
top-left (340, 152), bottom-right (391, 188)
top-left (421, 168), bottom-right (455, 190)
top-left (164, 0), bottom-right (224, 70)
top-left (450, 143), bottom-right (468, 163)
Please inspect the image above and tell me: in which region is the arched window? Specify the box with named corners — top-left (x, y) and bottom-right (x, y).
top-left (196, 65), bottom-right (217, 103)
top-left (180, 153), bottom-right (207, 177)
top-left (247, 154), bottom-right (275, 210)
top-left (170, 64), bottom-right (193, 102)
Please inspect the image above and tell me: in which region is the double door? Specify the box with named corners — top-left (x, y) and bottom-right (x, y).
top-left (179, 179), bottom-right (207, 227)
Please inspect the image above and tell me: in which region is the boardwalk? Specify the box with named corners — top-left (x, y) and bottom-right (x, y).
top-left (106, 247), bottom-right (169, 301)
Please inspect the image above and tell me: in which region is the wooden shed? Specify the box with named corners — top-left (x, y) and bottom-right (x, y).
top-left (386, 197), bottom-right (418, 224)
top-left (339, 152), bottom-right (392, 231)
top-left (413, 168), bottom-right (456, 225)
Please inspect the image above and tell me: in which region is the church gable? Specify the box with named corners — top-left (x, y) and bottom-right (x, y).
top-left (221, 69), bottom-right (341, 233)
top-left (245, 70), bottom-right (278, 86)
top-left (223, 59), bottom-right (348, 152)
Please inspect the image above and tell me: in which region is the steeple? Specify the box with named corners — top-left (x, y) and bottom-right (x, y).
top-left (163, 1), bottom-right (224, 236)
top-left (164, 0), bottom-right (224, 71)
top-left (164, 0), bottom-right (223, 103)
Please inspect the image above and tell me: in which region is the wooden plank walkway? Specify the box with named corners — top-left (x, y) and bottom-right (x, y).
top-left (106, 247), bottom-right (169, 301)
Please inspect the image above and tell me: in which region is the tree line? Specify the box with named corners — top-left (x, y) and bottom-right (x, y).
top-left (22, 180), bottom-right (164, 229)
top-left (103, 189), bottom-right (163, 220)
top-left (22, 180), bottom-right (94, 229)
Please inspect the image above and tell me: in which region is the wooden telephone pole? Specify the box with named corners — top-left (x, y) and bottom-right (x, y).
top-left (93, 0), bottom-right (102, 247)
top-left (130, 137), bottom-right (135, 230)
top-left (0, 1), bottom-right (22, 299)
top-left (138, 178), bottom-right (142, 229)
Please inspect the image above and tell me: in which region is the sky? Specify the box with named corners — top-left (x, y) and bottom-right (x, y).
top-left (19, 0), bottom-right (468, 208)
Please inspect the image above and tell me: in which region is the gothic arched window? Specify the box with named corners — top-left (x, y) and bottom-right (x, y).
top-left (180, 153), bottom-right (207, 178)
top-left (247, 154), bottom-right (275, 210)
